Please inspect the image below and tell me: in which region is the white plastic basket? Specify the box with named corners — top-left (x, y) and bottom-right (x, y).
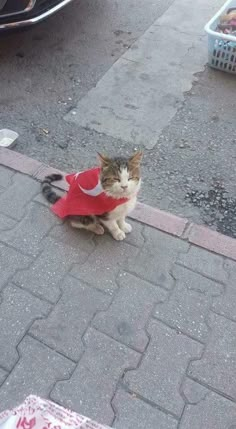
top-left (205, 0), bottom-right (236, 74)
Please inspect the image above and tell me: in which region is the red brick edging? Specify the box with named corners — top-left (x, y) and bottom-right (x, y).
top-left (1, 147), bottom-right (235, 261)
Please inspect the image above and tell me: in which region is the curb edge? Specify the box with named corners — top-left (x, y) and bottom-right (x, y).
top-left (1, 147), bottom-right (235, 261)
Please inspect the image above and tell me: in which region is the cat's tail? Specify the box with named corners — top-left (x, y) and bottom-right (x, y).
top-left (41, 174), bottom-right (63, 204)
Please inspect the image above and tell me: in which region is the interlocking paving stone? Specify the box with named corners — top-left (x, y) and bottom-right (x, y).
top-left (71, 235), bottom-right (139, 294)
top-left (0, 283), bottom-right (51, 371)
top-left (213, 260), bottom-right (236, 321)
top-left (1, 168), bottom-right (236, 427)
top-left (113, 389), bottom-right (178, 429)
top-left (93, 272), bottom-right (167, 351)
top-left (125, 319), bottom-right (202, 417)
top-left (0, 213), bottom-right (17, 230)
top-left (0, 173), bottom-right (39, 220)
top-left (0, 369), bottom-right (7, 386)
top-left (51, 327), bottom-right (140, 425)
top-left (33, 192), bottom-right (50, 206)
top-left (172, 265), bottom-right (224, 297)
top-left (188, 312), bottom-right (236, 400)
top-left (180, 378), bottom-right (236, 428)
top-left (0, 243), bottom-right (32, 291)
top-left (30, 275), bottom-right (111, 361)
top-left (0, 166), bottom-right (15, 190)
top-left (0, 335), bottom-right (74, 412)
top-left (0, 203), bottom-right (62, 255)
top-left (49, 222), bottom-right (95, 254)
top-left (13, 237), bottom-right (88, 303)
top-left (120, 219), bottom-right (145, 248)
top-left (154, 266), bottom-right (223, 342)
top-left (177, 246), bottom-right (228, 283)
top-left (126, 227), bottom-right (189, 289)
top-left (182, 377), bottom-right (210, 404)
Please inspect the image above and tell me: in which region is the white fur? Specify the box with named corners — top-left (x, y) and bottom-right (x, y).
top-left (100, 195), bottom-right (137, 241)
top-left (71, 166), bottom-right (141, 241)
top-left (100, 166), bottom-right (141, 240)
top-left (108, 196), bottom-right (137, 220)
top-left (105, 168), bottom-right (141, 199)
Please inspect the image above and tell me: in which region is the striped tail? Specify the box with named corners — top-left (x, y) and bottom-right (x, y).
top-left (41, 174), bottom-right (63, 204)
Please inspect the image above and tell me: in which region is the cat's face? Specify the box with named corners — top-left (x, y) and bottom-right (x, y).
top-left (99, 152), bottom-right (142, 199)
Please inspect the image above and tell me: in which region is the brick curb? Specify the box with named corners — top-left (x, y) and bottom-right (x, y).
top-left (1, 147), bottom-right (235, 261)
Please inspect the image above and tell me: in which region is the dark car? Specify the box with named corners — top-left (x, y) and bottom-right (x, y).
top-left (0, 0), bottom-right (74, 30)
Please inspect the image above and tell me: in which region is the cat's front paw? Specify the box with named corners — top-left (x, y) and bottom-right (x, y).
top-left (113, 230), bottom-right (126, 241)
top-left (121, 222), bottom-right (132, 234)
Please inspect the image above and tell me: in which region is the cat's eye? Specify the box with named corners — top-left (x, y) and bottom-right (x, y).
top-left (114, 178), bottom-right (121, 182)
top-left (128, 177), bottom-right (133, 181)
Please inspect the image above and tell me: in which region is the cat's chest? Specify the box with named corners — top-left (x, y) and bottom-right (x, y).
top-left (108, 196), bottom-right (137, 220)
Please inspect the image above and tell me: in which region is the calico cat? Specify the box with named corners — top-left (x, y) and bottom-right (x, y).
top-left (41, 152), bottom-right (142, 241)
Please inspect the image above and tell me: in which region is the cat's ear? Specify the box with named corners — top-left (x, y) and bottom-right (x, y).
top-left (97, 153), bottom-right (111, 166)
top-left (129, 151), bottom-right (143, 165)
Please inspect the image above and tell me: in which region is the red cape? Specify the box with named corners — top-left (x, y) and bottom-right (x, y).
top-left (51, 167), bottom-right (128, 218)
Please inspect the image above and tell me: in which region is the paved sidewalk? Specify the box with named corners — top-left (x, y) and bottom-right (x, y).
top-left (1, 161), bottom-right (236, 428)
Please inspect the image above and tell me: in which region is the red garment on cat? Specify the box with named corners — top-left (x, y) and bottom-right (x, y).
top-left (51, 167), bottom-right (128, 218)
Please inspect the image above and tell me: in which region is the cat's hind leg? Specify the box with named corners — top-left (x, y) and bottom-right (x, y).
top-left (70, 216), bottom-right (104, 235)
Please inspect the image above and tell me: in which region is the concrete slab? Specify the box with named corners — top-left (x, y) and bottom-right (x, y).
top-left (65, 0), bottom-right (223, 148)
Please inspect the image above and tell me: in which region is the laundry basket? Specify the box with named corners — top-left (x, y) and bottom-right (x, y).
top-left (205, 0), bottom-right (236, 74)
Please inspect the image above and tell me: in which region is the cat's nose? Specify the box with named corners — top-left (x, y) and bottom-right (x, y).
top-left (121, 185), bottom-right (128, 190)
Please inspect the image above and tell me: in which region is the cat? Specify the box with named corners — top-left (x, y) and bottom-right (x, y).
top-left (41, 152), bottom-right (142, 241)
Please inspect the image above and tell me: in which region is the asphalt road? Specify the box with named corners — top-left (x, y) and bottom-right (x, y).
top-left (0, 0), bottom-right (173, 166)
top-left (0, 0), bottom-right (236, 238)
